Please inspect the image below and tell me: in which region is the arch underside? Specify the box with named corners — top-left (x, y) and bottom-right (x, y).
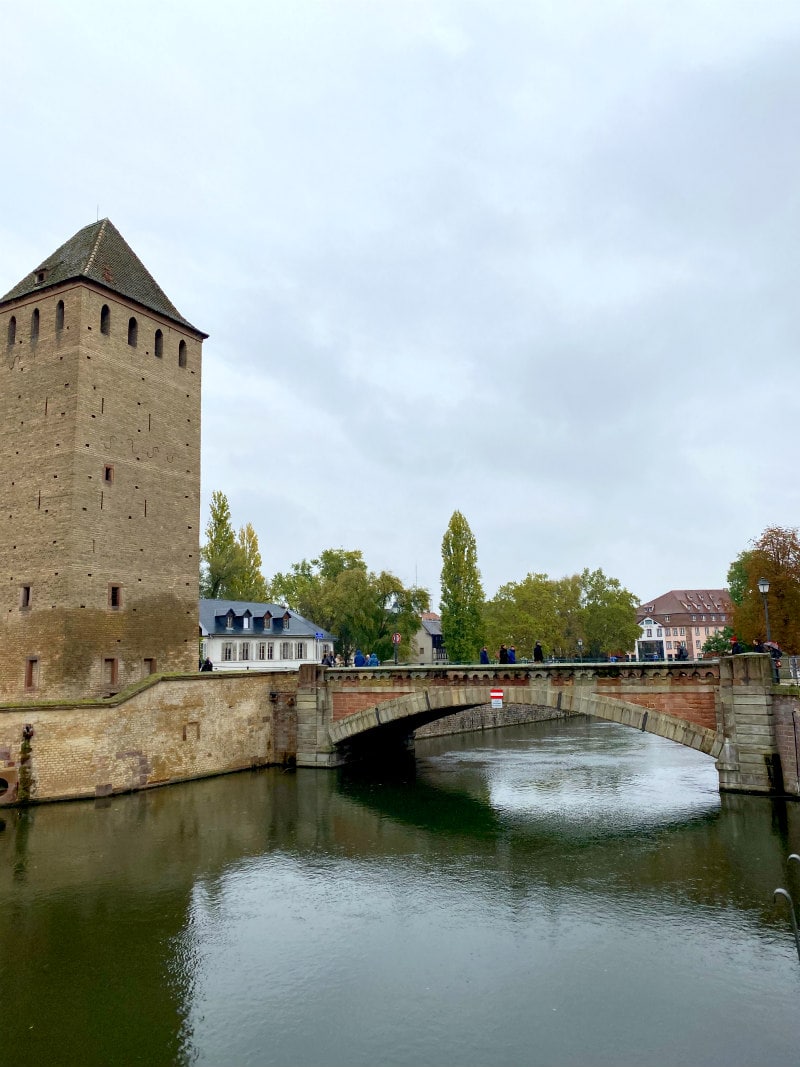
top-left (328, 684), bottom-right (723, 760)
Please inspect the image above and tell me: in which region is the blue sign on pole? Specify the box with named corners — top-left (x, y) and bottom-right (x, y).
top-left (315, 632), bottom-right (324, 640)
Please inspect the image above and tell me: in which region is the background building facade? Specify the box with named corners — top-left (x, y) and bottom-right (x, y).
top-left (636, 589), bottom-right (732, 660)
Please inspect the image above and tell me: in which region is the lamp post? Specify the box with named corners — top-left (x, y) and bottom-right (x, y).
top-left (577, 638), bottom-right (583, 663)
top-left (758, 577), bottom-right (772, 643)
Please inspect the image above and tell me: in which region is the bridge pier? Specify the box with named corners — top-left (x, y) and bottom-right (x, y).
top-left (296, 664), bottom-right (346, 768)
top-left (716, 654), bottom-right (784, 796)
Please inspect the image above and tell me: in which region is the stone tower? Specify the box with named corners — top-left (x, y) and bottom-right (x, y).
top-left (0, 220), bottom-right (207, 701)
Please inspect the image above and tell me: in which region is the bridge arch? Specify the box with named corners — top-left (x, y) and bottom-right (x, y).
top-left (328, 682), bottom-right (722, 760)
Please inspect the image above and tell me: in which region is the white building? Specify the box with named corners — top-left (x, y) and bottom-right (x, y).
top-left (199, 599), bottom-right (335, 671)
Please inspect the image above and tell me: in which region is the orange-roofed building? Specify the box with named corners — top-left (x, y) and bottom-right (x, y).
top-left (635, 589), bottom-right (732, 660)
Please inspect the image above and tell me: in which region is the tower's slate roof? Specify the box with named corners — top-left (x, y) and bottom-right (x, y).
top-left (0, 218), bottom-right (206, 335)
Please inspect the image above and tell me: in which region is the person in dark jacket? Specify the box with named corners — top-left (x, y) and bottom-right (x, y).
top-left (200, 657), bottom-right (213, 672)
top-left (499, 644), bottom-right (509, 664)
top-left (354, 649), bottom-right (366, 667)
top-left (508, 645), bottom-right (516, 664)
top-left (533, 641), bottom-right (544, 662)
top-left (769, 643), bottom-right (782, 683)
top-left (479, 647), bottom-right (490, 664)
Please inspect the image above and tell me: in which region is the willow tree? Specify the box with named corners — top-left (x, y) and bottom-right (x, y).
top-left (440, 511), bottom-right (484, 664)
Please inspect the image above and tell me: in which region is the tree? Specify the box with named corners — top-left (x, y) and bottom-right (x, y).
top-left (730, 526), bottom-right (800, 652)
top-left (702, 626), bottom-right (736, 655)
top-left (484, 572), bottom-right (571, 659)
top-left (200, 493), bottom-right (269, 601)
top-left (483, 568), bottom-right (637, 660)
top-left (271, 548), bottom-right (429, 662)
top-left (200, 491), bottom-right (241, 599)
top-left (228, 523), bottom-right (269, 601)
top-left (440, 511), bottom-right (484, 663)
top-left (726, 552), bottom-right (752, 606)
top-left (579, 568), bottom-right (640, 658)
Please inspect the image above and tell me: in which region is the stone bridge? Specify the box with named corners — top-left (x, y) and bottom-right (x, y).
top-left (1, 653), bottom-right (795, 805)
top-left (296, 654), bottom-right (790, 796)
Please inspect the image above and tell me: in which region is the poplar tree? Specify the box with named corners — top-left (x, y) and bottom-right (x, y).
top-left (228, 523), bottom-right (269, 601)
top-left (200, 491), bottom-right (243, 599)
top-left (440, 511), bottom-right (484, 663)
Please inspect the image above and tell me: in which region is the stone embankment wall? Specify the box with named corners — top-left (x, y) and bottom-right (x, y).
top-left (0, 671), bottom-right (298, 806)
top-left (414, 702), bottom-right (565, 739)
top-left (772, 691), bottom-right (800, 797)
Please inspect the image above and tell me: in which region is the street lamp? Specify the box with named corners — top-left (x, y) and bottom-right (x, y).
top-left (577, 638), bottom-right (583, 663)
top-left (758, 577), bottom-right (772, 642)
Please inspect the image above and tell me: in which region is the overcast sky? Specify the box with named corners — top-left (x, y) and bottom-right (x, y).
top-left (3, 0), bottom-right (799, 608)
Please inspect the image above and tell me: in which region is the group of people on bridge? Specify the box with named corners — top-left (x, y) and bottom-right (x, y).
top-left (481, 641), bottom-right (546, 665)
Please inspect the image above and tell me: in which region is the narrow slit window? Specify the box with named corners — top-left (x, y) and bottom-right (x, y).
top-left (100, 305), bottom-right (110, 335)
top-left (31, 308), bottom-right (40, 341)
top-left (103, 658), bottom-right (118, 686)
top-left (154, 329), bottom-right (163, 358)
top-left (20, 585), bottom-right (31, 609)
top-left (103, 464), bottom-right (114, 484)
top-left (7, 316), bottom-right (16, 346)
top-left (25, 657), bottom-right (39, 690)
top-left (108, 584), bottom-right (122, 609)
top-left (178, 340), bottom-right (187, 368)
top-left (56, 300), bottom-right (65, 331)
top-left (128, 317), bottom-right (138, 347)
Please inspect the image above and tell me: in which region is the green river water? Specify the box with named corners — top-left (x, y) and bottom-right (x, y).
top-left (2, 715), bottom-right (799, 1066)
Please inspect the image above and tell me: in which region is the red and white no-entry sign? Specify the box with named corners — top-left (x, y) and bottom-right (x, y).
top-left (491, 688), bottom-right (503, 708)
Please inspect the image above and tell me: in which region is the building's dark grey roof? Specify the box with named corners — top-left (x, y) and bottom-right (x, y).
top-left (199, 599), bottom-right (335, 640)
top-left (421, 617), bottom-right (442, 638)
top-left (0, 219), bottom-right (206, 336)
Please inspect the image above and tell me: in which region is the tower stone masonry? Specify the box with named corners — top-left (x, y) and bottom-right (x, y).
top-left (0, 219), bottom-right (207, 701)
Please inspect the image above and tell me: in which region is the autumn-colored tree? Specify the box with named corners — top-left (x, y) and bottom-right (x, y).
top-left (440, 511), bottom-right (484, 663)
top-left (730, 526), bottom-right (800, 652)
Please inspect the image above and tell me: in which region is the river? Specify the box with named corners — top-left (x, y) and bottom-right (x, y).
top-left (2, 715), bottom-right (799, 1066)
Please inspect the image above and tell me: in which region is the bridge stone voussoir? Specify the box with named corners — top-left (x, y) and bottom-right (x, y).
top-left (426, 688), bottom-right (451, 711)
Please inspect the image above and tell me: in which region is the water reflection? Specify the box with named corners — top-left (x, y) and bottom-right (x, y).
top-left (2, 716), bottom-right (800, 1066)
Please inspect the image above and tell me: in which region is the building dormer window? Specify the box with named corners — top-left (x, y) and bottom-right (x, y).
top-left (243, 615), bottom-right (251, 630)
top-left (35, 269), bottom-right (47, 284)
top-left (283, 617), bottom-right (290, 630)
top-left (226, 611), bottom-right (235, 630)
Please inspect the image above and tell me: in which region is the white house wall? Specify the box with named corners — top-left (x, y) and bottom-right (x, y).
top-left (203, 634), bottom-right (333, 672)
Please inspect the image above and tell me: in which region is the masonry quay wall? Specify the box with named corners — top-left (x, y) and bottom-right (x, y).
top-left (414, 702), bottom-right (566, 739)
top-left (0, 672), bottom-right (298, 806)
top-left (772, 691), bottom-right (800, 797)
